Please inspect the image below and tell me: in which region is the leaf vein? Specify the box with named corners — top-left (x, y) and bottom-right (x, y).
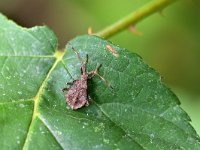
top-left (101, 102), bottom-right (197, 141)
top-left (92, 101), bottom-right (146, 149)
top-left (38, 115), bottom-right (64, 150)
top-left (0, 99), bottom-right (33, 105)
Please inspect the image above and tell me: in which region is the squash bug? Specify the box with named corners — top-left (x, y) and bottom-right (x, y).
top-left (62, 45), bottom-right (107, 110)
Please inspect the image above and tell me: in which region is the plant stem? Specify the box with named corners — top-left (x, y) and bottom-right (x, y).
top-left (95, 0), bottom-right (178, 38)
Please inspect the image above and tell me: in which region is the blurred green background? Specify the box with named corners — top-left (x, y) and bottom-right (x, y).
top-left (0, 0), bottom-right (199, 134)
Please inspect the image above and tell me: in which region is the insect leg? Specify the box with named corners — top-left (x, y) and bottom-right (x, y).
top-left (66, 82), bottom-right (73, 86)
top-left (62, 88), bottom-right (69, 92)
top-left (88, 64), bottom-right (104, 79)
top-left (88, 64), bottom-right (101, 78)
top-left (88, 64), bottom-right (113, 89)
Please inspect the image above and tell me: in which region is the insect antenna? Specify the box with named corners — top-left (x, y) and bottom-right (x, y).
top-left (68, 43), bottom-right (86, 73)
top-left (69, 44), bottom-right (84, 63)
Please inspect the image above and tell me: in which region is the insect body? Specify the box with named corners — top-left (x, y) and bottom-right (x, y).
top-left (62, 46), bottom-right (99, 110)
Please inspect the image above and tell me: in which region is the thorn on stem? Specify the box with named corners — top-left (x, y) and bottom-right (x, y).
top-left (88, 26), bottom-right (93, 35)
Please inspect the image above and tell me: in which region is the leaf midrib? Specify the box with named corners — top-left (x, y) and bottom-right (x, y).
top-left (22, 50), bottom-right (65, 149)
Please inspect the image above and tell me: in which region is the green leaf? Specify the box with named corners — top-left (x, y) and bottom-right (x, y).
top-left (0, 13), bottom-right (200, 150)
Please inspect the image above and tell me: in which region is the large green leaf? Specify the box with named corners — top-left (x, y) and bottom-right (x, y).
top-left (0, 13), bottom-right (200, 150)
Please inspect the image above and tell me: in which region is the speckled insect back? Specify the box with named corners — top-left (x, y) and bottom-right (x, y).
top-left (62, 45), bottom-right (104, 110)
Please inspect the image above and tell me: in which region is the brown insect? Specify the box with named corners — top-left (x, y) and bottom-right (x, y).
top-left (62, 46), bottom-right (106, 110)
